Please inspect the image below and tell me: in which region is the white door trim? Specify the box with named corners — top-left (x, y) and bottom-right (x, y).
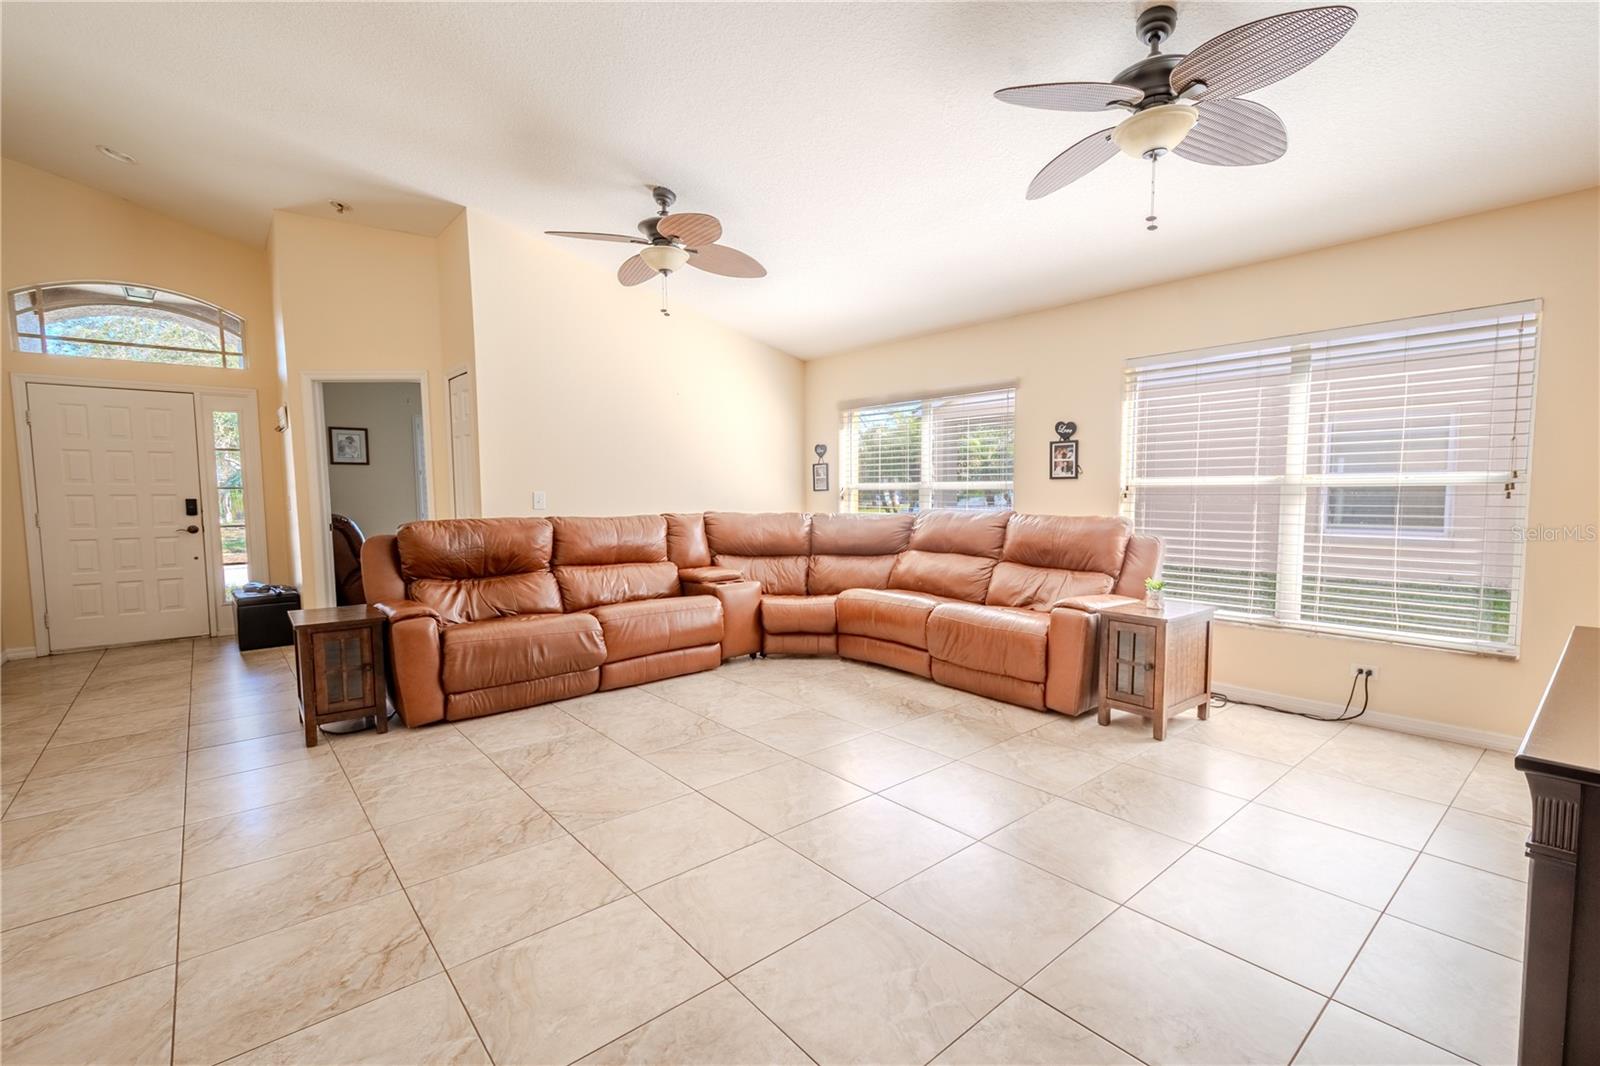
top-left (9, 371), bottom-right (266, 656)
top-left (299, 369), bottom-right (433, 610)
top-left (446, 368), bottom-right (480, 518)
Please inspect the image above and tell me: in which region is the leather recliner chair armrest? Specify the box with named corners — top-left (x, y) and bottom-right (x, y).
top-left (375, 599), bottom-right (441, 623)
top-left (1050, 593), bottom-right (1143, 613)
top-left (1045, 604), bottom-right (1104, 716)
top-left (373, 601), bottom-right (445, 727)
top-left (678, 565), bottom-right (745, 585)
top-left (681, 578), bottom-right (761, 658)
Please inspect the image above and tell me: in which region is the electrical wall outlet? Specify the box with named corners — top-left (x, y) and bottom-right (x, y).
top-left (1351, 664), bottom-right (1378, 679)
top-left (532, 491), bottom-right (547, 511)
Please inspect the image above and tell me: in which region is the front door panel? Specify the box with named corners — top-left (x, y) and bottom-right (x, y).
top-left (28, 383), bottom-right (211, 650)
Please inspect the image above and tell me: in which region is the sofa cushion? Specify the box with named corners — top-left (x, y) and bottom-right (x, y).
top-left (810, 512), bottom-right (914, 555)
top-left (410, 574), bottom-right (562, 625)
top-left (927, 602), bottom-right (1050, 684)
top-left (397, 518), bottom-right (559, 623)
top-left (1001, 514), bottom-right (1131, 576)
top-left (907, 510), bottom-right (1011, 556)
top-left (761, 595), bottom-right (837, 634)
top-left (551, 515), bottom-right (669, 566)
top-left (440, 613), bottom-right (605, 694)
top-left (888, 549), bottom-right (998, 602)
top-left (713, 554), bottom-right (809, 596)
top-left (808, 554), bottom-right (898, 595)
top-left (556, 561), bottom-right (679, 612)
top-left (398, 517), bottom-right (553, 579)
top-left (704, 512), bottom-right (811, 556)
top-left (984, 563), bottom-right (1113, 611)
top-left (590, 596), bottom-right (723, 662)
top-left (835, 588), bottom-right (958, 649)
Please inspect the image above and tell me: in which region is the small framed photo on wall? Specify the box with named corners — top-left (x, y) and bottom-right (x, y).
top-left (329, 426), bottom-right (369, 465)
top-left (812, 462), bottom-right (829, 492)
top-left (1049, 439), bottom-right (1079, 480)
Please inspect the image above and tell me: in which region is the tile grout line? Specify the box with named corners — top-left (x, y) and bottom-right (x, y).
top-left (1, 647), bottom-right (106, 818)
top-left (1287, 738), bottom-right (1492, 1065)
top-left (169, 638), bottom-right (196, 1066)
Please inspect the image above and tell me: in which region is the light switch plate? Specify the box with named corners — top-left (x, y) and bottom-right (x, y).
top-left (533, 491), bottom-right (547, 511)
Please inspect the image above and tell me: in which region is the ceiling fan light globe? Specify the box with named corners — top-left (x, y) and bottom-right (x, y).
top-left (1112, 103), bottom-right (1199, 159)
top-left (639, 244), bottom-right (691, 273)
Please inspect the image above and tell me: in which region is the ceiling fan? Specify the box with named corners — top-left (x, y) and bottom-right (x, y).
top-left (546, 186), bottom-right (766, 316)
top-left (996, 4), bottom-right (1357, 229)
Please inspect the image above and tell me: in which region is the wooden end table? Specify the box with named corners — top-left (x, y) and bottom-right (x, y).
top-left (1097, 598), bottom-right (1215, 740)
top-left (288, 605), bottom-right (389, 747)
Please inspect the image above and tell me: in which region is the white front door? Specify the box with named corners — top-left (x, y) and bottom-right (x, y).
top-left (448, 371), bottom-right (480, 517)
top-left (27, 383), bottom-right (212, 650)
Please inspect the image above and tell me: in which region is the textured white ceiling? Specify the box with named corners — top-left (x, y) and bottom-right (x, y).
top-left (3, 2), bottom-right (1596, 357)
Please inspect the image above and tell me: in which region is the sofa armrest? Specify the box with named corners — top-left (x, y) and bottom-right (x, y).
top-left (1045, 605), bottom-right (1103, 716)
top-left (1050, 594), bottom-right (1143, 613)
top-left (375, 599), bottom-right (441, 624)
top-left (681, 578), bottom-right (761, 658)
top-left (373, 601), bottom-right (444, 727)
top-left (678, 565), bottom-right (745, 585)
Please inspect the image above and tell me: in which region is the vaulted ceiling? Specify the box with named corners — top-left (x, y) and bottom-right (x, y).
top-left (3, 2), bottom-right (1596, 356)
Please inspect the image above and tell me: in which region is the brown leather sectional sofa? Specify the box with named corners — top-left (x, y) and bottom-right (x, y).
top-left (361, 509), bottom-right (1161, 728)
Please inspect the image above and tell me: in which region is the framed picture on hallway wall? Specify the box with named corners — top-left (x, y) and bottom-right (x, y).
top-left (812, 463), bottom-right (829, 492)
top-left (329, 427), bottom-right (369, 465)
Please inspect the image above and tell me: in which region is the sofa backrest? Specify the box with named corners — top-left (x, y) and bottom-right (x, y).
top-left (704, 512), bottom-right (812, 596)
top-left (888, 510), bottom-right (1011, 602)
top-left (550, 515), bottom-right (677, 611)
top-left (807, 512), bottom-right (913, 595)
top-left (664, 513), bottom-right (712, 568)
top-left (986, 514), bottom-right (1130, 609)
top-left (396, 517), bottom-right (561, 624)
top-left (1112, 532), bottom-right (1163, 597)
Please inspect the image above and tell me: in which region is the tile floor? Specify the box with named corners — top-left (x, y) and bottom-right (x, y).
top-left (0, 640), bottom-right (1529, 1065)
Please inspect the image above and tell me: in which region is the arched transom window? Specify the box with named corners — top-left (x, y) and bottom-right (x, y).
top-left (10, 282), bottom-right (245, 369)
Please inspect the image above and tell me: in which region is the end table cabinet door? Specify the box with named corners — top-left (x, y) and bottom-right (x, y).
top-left (1106, 620), bottom-right (1156, 709)
top-left (311, 629), bottom-right (375, 713)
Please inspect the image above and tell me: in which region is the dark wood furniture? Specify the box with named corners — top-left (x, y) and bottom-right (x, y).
top-left (1097, 598), bottom-right (1215, 740)
top-left (1516, 625), bottom-right (1599, 1066)
top-left (289, 605), bottom-right (388, 747)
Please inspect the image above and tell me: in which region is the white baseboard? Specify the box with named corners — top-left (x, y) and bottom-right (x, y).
top-left (2, 646), bottom-right (38, 663)
top-left (1213, 681), bottom-right (1520, 753)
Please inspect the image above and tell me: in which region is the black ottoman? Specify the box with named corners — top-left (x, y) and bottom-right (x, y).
top-left (232, 585), bottom-right (301, 651)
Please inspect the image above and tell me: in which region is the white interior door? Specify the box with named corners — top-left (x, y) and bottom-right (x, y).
top-left (448, 371), bottom-right (480, 517)
top-left (27, 383), bottom-right (212, 650)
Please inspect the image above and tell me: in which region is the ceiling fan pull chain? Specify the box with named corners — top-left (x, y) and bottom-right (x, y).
top-left (1146, 154), bottom-right (1159, 231)
top-left (660, 272), bottom-right (671, 317)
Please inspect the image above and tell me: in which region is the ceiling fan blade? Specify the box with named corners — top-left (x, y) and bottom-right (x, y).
top-left (1026, 127), bottom-right (1118, 200)
top-left (1171, 5), bottom-right (1357, 100)
top-left (657, 212), bottom-right (723, 247)
top-left (1173, 98), bottom-right (1287, 166)
top-left (995, 81), bottom-right (1143, 112)
top-left (617, 254), bottom-right (657, 287)
top-left (688, 243), bottom-right (766, 278)
top-left (545, 230), bottom-right (647, 244)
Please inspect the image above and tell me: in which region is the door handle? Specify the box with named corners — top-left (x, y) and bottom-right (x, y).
top-left (177, 525), bottom-right (200, 534)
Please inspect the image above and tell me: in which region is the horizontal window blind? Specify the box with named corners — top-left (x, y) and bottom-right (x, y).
top-left (840, 387), bottom-right (1015, 513)
top-left (1121, 301), bottom-right (1539, 655)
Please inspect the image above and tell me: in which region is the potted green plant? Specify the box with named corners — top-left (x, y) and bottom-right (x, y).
top-left (1144, 577), bottom-right (1166, 608)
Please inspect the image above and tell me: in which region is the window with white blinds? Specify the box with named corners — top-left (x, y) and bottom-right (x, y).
top-left (1121, 301), bottom-right (1539, 655)
top-left (839, 387), bottom-right (1015, 513)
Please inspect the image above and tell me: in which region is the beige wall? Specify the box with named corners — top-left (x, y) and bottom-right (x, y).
top-left (804, 189), bottom-right (1600, 739)
top-left (435, 213), bottom-right (480, 515)
top-left (1, 158), bottom-right (292, 653)
top-left (323, 381), bottom-right (424, 538)
top-left (463, 210), bottom-right (805, 517)
top-left (268, 210), bottom-right (456, 608)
